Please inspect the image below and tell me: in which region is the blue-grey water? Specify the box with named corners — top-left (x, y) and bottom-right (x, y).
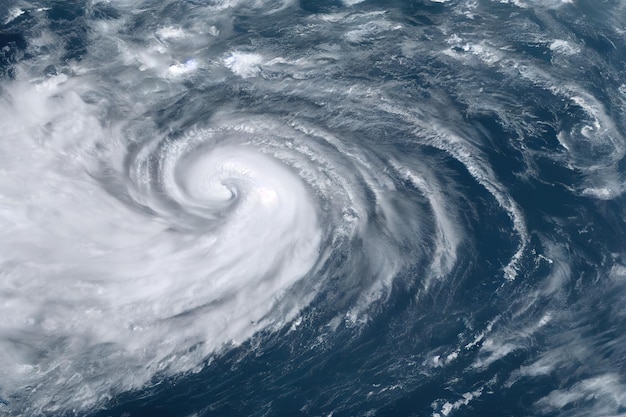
top-left (1, 1), bottom-right (625, 416)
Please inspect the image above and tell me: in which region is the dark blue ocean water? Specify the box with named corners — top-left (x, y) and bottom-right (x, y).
top-left (1, 1), bottom-right (626, 416)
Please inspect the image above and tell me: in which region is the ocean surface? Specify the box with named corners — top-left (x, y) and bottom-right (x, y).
top-left (1, 0), bottom-right (625, 416)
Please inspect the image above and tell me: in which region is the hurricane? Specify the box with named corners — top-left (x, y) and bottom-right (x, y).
top-left (1, 0), bottom-right (625, 416)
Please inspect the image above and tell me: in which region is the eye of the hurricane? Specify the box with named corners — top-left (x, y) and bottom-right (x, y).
top-left (172, 148), bottom-right (282, 210)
